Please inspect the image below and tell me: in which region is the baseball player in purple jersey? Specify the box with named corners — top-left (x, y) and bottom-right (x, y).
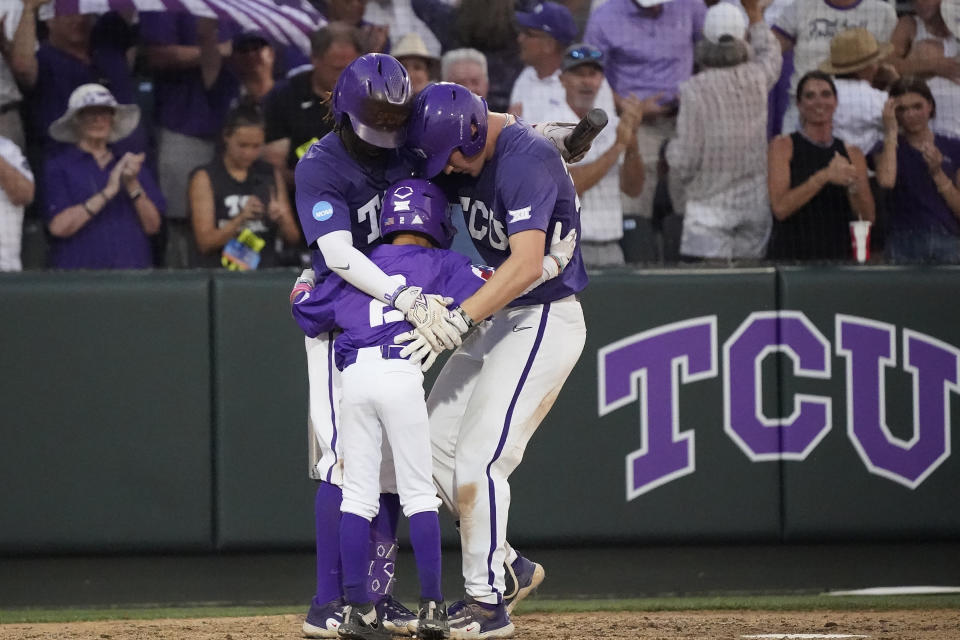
top-left (327, 178), bottom-right (478, 640)
top-left (291, 55), bottom-right (583, 638)
top-left (319, 177), bottom-right (576, 640)
top-left (292, 53), bottom-right (443, 638)
top-left (400, 82), bottom-right (588, 639)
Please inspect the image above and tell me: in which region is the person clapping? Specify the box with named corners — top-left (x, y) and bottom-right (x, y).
top-left (43, 84), bottom-right (164, 269)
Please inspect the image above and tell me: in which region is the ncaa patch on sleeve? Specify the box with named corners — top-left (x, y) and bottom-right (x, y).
top-left (312, 201), bottom-right (334, 221)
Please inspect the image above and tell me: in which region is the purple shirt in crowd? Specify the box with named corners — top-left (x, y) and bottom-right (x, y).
top-left (139, 12), bottom-right (239, 139)
top-left (31, 15), bottom-right (146, 153)
top-left (583, 0), bottom-right (705, 101)
top-left (43, 145), bottom-right (166, 269)
top-left (878, 134), bottom-right (960, 236)
top-left (331, 244), bottom-right (486, 370)
top-left (435, 121), bottom-right (587, 307)
top-left (291, 133), bottom-right (415, 337)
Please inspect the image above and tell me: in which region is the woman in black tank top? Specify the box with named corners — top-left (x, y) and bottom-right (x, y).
top-left (188, 104), bottom-right (301, 268)
top-left (767, 71), bottom-right (876, 261)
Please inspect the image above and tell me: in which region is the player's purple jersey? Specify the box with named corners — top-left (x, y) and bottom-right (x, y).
top-left (294, 133), bottom-right (415, 277)
top-left (436, 121), bottom-right (588, 306)
top-left (331, 244), bottom-right (487, 370)
top-left (292, 133), bottom-right (415, 337)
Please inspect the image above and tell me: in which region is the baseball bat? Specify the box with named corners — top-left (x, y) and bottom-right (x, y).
top-left (563, 108), bottom-right (609, 159)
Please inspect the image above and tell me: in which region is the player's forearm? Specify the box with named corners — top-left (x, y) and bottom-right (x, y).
top-left (315, 231), bottom-right (403, 303)
top-left (460, 251), bottom-right (542, 322)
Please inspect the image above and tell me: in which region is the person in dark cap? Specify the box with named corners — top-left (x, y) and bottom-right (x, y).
top-left (508, 1), bottom-right (578, 118)
top-left (230, 32), bottom-right (277, 107)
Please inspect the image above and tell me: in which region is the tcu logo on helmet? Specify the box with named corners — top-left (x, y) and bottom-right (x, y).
top-left (599, 312), bottom-right (960, 500)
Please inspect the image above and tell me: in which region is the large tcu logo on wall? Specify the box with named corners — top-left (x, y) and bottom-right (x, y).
top-left (598, 313), bottom-right (960, 500)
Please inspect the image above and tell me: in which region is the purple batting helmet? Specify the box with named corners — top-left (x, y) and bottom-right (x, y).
top-left (380, 178), bottom-right (455, 249)
top-left (332, 53), bottom-right (412, 149)
top-left (406, 82), bottom-right (488, 179)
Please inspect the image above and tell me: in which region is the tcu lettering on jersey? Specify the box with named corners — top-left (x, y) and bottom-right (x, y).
top-left (459, 197), bottom-right (508, 251)
top-left (356, 194), bottom-right (382, 245)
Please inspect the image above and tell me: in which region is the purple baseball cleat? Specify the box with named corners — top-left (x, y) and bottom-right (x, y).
top-left (503, 555), bottom-right (545, 614)
top-left (302, 596), bottom-right (345, 638)
top-left (447, 597), bottom-right (514, 639)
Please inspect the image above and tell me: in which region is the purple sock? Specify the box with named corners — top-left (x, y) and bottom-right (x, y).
top-left (409, 511), bottom-right (443, 602)
top-left (312, 482), bottom-right (343, 606)
top-left (340, 512), bottom-right (372, 605)
top-left (367, 493), bottom-right (402, 601)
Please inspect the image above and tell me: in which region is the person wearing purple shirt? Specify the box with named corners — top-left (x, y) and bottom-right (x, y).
top-left (583, 0), bottom-right (706, 255)
top-left (43, 84), bottom-right (164, 270)
top-left (289, 53), bottom-right (446, 638)
top-left (140, 12), bottom-right (239, 268)
top-left (402, 82), bottom-right (585, 639)
top-left (874, 77), bottom-right (960, 263)
top-left (320, 178), bottom-right (483, 639)
top-left (11, 5), bottom-right (147, 154)
top-left (290, 55), bottom-right (580, 638)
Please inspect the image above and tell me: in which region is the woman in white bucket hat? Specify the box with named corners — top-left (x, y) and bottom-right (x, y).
top-left (43, 83), bottom-right (164, 269)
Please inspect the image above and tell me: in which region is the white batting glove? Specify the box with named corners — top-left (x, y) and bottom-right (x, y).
top-left (289, 268), bottom-right (315, 304)
top-left (390, 285), bottom-right (461, 350)
top-left (394, 330), bottom-right (442, 372)
top-left (520, 226), bottom-right (578, 296)
top-left (533, 122), bottom-right (588, 163)
top-left (549, 225), bottom-right (577, 271)
top-left (444, 305), bottom-right (474, 336)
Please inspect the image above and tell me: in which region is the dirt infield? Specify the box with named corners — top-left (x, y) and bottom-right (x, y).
top-left (3, 609), bottom-right (958, 639)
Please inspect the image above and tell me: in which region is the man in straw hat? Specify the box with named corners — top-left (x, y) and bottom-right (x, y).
top-left (819, 27), bottom-right (898, 155)
top-left (43, 83), bottom-right (164, 270)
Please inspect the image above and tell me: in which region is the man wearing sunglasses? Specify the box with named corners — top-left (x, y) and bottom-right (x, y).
top-left (508, 1), bottom-right (577, 119)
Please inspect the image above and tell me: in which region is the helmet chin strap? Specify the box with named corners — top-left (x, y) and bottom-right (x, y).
top-left (337, 117), bottom-right (389, 163)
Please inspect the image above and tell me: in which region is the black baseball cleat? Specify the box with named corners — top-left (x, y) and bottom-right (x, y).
top-left (338, 602), bottom-right (389, 640)
top-left (413, 599), bottom-right (450, 640)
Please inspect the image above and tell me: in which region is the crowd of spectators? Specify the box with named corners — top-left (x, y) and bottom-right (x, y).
top-left (0, 0), bottom-right (959, 271)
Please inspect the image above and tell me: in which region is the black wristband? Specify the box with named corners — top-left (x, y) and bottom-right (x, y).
top-left (455, 306), bottom-right (476, 328)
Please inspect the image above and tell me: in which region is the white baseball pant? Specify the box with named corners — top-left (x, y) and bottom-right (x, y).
top-left (428, 296), bottom-right (586, 604)
top-left (306, 332), bottom-right (344, 484)
top-left (306, 334), bottom-right (399, 493)
top-left (340, 352), bottom-right (441, 520)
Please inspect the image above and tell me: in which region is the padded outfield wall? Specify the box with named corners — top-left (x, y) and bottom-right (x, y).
top-left (0, 267), bottom-right (957, 554)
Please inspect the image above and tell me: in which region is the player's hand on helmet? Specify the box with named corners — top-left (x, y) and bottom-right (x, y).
top-left (533, 122), bottom-right (589, 163)
top-left (390, 285), bottom-right (460, 350)
top-left (394, 330), bottom-right (442, 372)
top-left (289, 268), bottom-right (315, 305)
top-left (549, 225), bottom-right (577, 272)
